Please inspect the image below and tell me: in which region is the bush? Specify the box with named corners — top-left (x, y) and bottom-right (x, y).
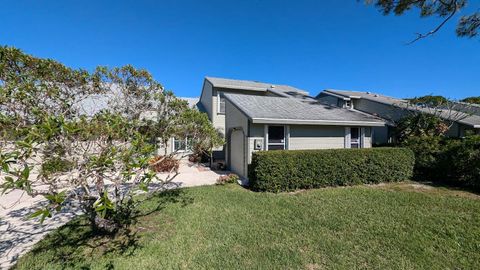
top-left (249, 148), bottom-right (415, 192)
top-left (401, 135), bottom-right (480, 190)
top-left (148, 156), bottom-right (180, 173)
top-left (438, 136), bottom-right (480, 189)
top-left (400, 136), bottom-right (444, 180)
top-left (216, 173), bottom-right (240, 185)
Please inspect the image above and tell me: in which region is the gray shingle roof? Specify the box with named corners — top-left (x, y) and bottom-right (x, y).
top-left (225, 94), bottom-right (386, 126)
top-left (321, 89), bottom-right (480, 128)
top-left (205, 76), bottom-right (310, 97)
top-left (323, 89), bottom-right (410, 106)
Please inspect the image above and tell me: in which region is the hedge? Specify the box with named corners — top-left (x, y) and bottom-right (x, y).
top-left (248, 148), bottom-right (415, 192)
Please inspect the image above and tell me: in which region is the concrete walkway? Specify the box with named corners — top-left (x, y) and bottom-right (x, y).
top-left (0, 161), bottom-right (227, 269)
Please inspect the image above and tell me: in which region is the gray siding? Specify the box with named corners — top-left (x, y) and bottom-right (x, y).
top-left (317, 94), bottom-right (342, 107)
top-left (199, 80), bottom-right (213, 120)
top-left (372, 126), bottom-right (389, 144)
top-left (353, 99), bottom-right (407, 121)
top-left (289, 125), bottom-right (346, 150)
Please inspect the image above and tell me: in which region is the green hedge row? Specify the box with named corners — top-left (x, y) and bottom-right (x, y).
top-left (248, 148), bottom-right (415, 192)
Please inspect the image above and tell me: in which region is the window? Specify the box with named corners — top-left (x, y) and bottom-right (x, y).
top-left (267, 125), bottom-right (285, 150)
top-left (345, 100), bottom-right (352, 109)
top-left (350, 127), bottom-right (360, 148)
top-left (173, 138), bottom-right (192, 152)
top-left (217, 92), bottom-right (226, 114)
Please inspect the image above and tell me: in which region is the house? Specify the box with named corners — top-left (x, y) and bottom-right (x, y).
top-left (198, 77), bottom-right (315, 161)
top-left (198, 77), bottom-right (386, 178)
top-left (195, 77), bottom-right (479, 178)
top-left (317, 89), bottom-right (480, 143)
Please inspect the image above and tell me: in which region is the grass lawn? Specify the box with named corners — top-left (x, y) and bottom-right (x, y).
top-left (14, 182), bottom-right (480, 270)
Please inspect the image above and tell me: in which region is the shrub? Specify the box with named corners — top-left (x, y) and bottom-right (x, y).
top-left (401, 135), bottom-right (480, 190)
top-left (148, 156), bottom-right (180, 173)
top-left (400, 136), bottom-right (444, 180)
top-left (41, 157), bottom-right (74, 176)
top-left (216, 173), bottom-right (240, 185)
top-left (438, 136), bottom-right (480, 189)
top-left (249, 148), bottom-right (415, 192)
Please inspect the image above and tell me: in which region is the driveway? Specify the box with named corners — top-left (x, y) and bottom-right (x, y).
top-left (0, 161), bottom-right (227, 269)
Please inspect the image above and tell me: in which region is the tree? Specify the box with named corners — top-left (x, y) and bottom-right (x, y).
top-left (393, 95), bottom-right (474, 141)
top-left (408, 95), bottom-right (449, 107)
top-left (366, 0), bottom-right (480, 42)
top-left (461, 96), bottom-right (480, 105)
top-left (0, 46), bottom-right (222, 232)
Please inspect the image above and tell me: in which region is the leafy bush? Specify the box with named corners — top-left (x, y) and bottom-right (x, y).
top-left (41, 157), bottom-right (74, 176)
top-left (148, 156), bottom-right (180, 173)
top-left (402, 135), bottom-right (480, 190)
top-left (216, 173), bottom-right (240, 185)
top-left (400, 136), bottom-right (444, 180)
top-left (249, 148), bottom-right (415, 192)
top-left (437, 136), bottom-right (480, 189)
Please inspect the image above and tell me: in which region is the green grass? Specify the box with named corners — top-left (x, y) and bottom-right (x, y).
top-left (14, 183), bottom-right (480, 270)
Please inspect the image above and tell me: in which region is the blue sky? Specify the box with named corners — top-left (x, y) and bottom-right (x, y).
top-left (1, 0), bottom-right (478, 99)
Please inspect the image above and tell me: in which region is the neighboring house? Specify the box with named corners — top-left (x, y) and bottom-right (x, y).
top-left (317, 89), bottom-right (480, 143)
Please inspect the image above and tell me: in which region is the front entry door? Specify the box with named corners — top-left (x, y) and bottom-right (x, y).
top-left (267, 125), bottom-right (285, 150)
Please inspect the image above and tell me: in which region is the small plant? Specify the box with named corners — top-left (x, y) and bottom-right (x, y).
top-left (148, 156), bottom-right (180, 173)
top-left (41, 157), bottom-right (74, 176)
top-left (216, 173), bottom-right (240, 185)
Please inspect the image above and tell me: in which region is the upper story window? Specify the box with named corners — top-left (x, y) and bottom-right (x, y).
top-left (345, 100), bottom-right (352, 109)
top-left (217, 92), bottom-right (226, 114)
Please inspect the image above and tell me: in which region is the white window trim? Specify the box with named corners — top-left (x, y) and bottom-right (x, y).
top-left (345, 127), bottom-right (365, 148)
top-left (172, 137), bottom-right (190, 153)
top-left (344, 127), bottom-right (351, 148)
top-left (264, 125), bottom-right (289, 151)
top-left (360, 127), bottom-right (365, 148)
top-left (217, 91), bottom-right (225, 114)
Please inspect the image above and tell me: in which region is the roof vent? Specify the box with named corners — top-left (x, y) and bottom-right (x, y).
top-left (270, 85), bottom-right (275, 88)
top-left (374, 94), bottom-right (379, 97)
top-left (366, 92), bottom-right (370, 94)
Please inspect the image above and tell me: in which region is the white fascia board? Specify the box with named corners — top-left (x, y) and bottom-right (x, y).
top-left (322, 91), bottom-right (352, 100)
top-left (251, 118), bottom-right (386, 127)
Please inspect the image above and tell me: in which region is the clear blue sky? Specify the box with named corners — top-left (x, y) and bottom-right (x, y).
top-left (1, 0), bottom-right (478, 99)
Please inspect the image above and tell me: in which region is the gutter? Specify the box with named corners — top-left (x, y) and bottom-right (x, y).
top-left (251, 117), bottom-right (386, 127)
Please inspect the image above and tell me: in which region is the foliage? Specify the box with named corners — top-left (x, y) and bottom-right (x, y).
top-left (0, 46), bottom-right (222, 231)
top-left (40, 157), bottom-right (74, 176)
top-left (395, 113), bottom-right (449, 142)
top-left (148, 155), bottom-right (180, 173)
top-left (174, 107), bottom-right (224, 158)
top-left (248, 148), bottom-right (415, 192)
top-left (400, 136), bottom-right (445, 179)
top-left (401, 135), bottom-right (480, 190)
top-left (408, 95), bottom-right (448, 107)
top-left (461, 96), bottom-right (480, 104)
top-left (14, 184), bottom-right (480, 269)
top-left (366, 0), bottom-right (479, 42)
top-left (440, 136), bottom-right (480, 189)
top-left (216, 173), bottom-right (239, 185)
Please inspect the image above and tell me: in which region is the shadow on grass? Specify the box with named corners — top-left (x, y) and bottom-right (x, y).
top-left (12, 189), bottom-right (193, 269)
